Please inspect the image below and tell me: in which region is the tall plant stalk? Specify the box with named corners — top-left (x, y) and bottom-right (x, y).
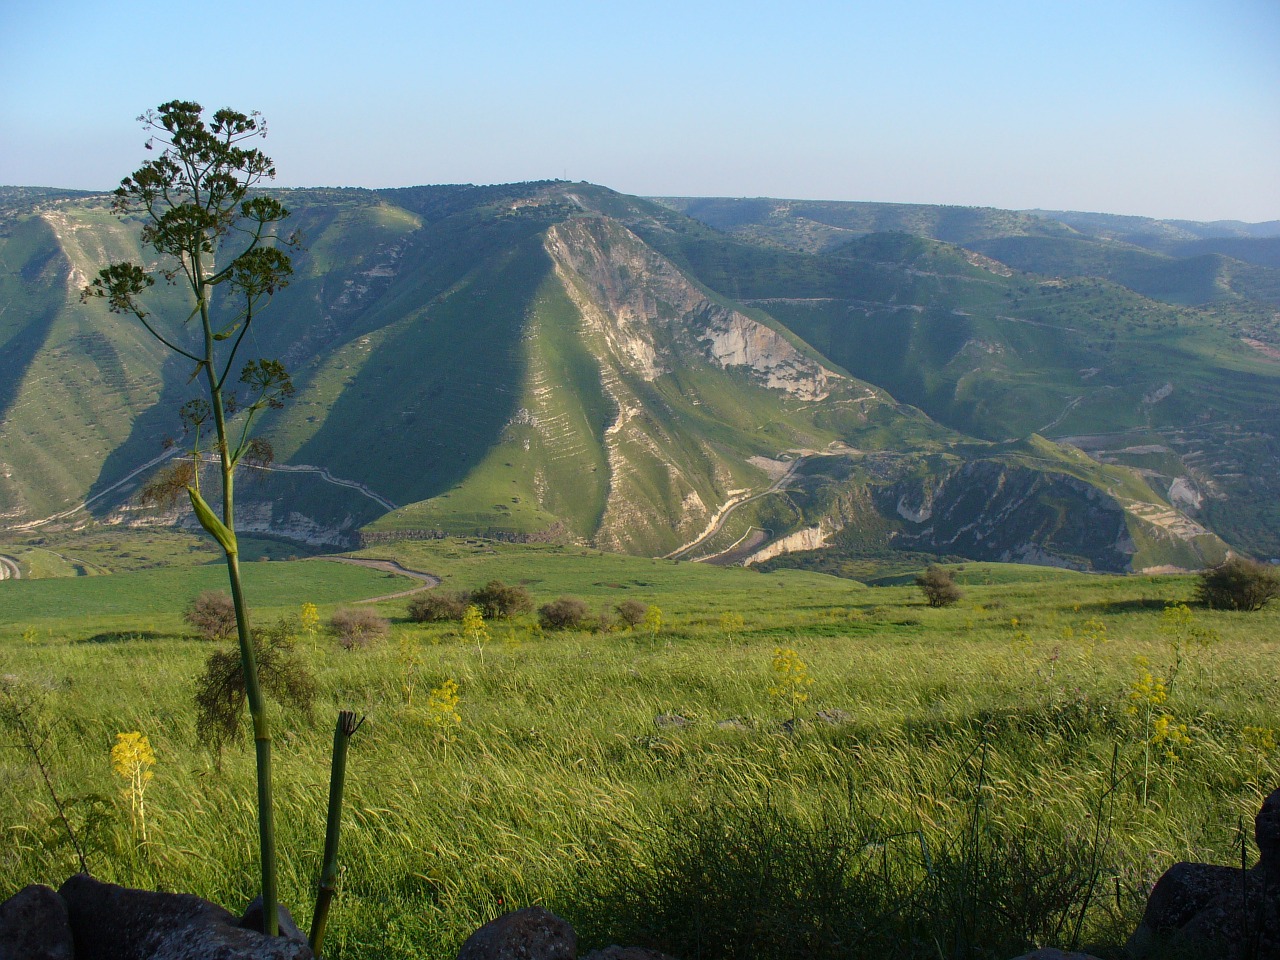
top-left (85, 100), bottom-right (299, 935)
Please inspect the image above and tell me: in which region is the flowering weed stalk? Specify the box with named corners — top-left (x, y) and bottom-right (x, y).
top-left (300, 602), bottom-right (320, 651)
top-left (769, 647), bottom-right (814, 725)
top-left (1126, 656), bottom-right (1187, 806)
top-left (461, 605), bottom-right (489, 660)
top-left (111, 731), bottom-right (155, 844)
top-left (425, 679), bottom-right (462, 742)
top-left (398, 632), bottom-right (424, 709)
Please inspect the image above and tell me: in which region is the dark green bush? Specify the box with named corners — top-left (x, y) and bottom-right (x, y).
top-left (330, 607), bottom-right (390, 649)
top-left (916, 564), bottom-right (963, 607)
top-left (194, 616), bottom-right (316, 757)
top-left (407, 591), bottom-right (470, 622)
top-left (183, 590), bottom-right (237, 640)
top-left (470, 580), bottom-right (534, 619)
top-left (1196, 556), bottom-right (1280, 611)
top-left (615, 599), bottom-right (649, 627)
top-left (538, 596), bottom-right (591, 630)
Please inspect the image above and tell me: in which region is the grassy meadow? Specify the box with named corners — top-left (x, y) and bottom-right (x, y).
top-left (1, 536), bottom-right (1278, 959)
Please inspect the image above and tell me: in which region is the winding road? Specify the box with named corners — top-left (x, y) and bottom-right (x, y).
top-left (317, 556), bottom-right (440, 602)
top-left (0, 555), bottom-right (20, 581)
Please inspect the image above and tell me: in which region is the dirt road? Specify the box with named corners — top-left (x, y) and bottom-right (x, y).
top-left (316, 556), bottom-right (440, 602)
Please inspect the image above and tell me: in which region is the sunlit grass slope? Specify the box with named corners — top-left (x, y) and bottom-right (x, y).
top-left (1, 541), bottom-right (1277, 959)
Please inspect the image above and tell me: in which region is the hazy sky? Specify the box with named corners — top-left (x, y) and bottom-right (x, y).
top-left (2, 0), bottom-right (1277, 221)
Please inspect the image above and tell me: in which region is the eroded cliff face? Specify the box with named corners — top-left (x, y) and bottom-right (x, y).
top-left (868, 460), bottom-right (1223, 573)
top-left (875, 462), bottom-right (1133, 571)
top-left (537, 216), bottom-right (843, 555)
top-left (544, 218), bottom-right (840, 400)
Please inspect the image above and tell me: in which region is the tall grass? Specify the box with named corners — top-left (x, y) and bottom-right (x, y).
top-left (2, 548), bottom-right (1277, 958)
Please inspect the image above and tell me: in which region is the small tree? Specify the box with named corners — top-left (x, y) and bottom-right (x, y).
top-left (470, 580), bottom-right (533, 619)
top-left (616, 599), bottom-right (649, 628)
top-left (330, 608), bottom-right (390, 650)
top-left (195, 616), bottom-right (316, 762)
top-left (915, 564), bottom-right (963, 607)
top-left (83, 101), bottom-right (299, 932)
top-left (407, 591), bottom-right (471, 622)
top-left (1196, 557), bottom-right (1280, 611)
top-left (184, 590), bottom-right (237, 641)
top-left (538, 597), bottom-right (591, 630)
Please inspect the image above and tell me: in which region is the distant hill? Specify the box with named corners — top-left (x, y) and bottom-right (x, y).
top-left (2, 182), bottom-right (1276, 569)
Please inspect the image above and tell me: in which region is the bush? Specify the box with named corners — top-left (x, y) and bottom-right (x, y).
top-left (615, 599), bottom-right (649, 627)
top-left (194, 616), bottom-right (316, 758)
top-left (183, 590), bottom-right (237, 641)
top-left (407, 591), bottom-right (470, 623)
top-left (1196, 556), bottom-right (1280, 611)
top-left (470, 580), bottom-right (534, 619)
top-left (330, 607), bottom-right (390, 649)
top-left (916, 565), bottom-right (963, 607)
top-left (538, 596), bottom-right (591, 630)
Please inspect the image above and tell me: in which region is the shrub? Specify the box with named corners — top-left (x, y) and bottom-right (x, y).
top-left (330, 607), bottom-right (390, 649)
top-left (615, 599), bottom-right (649, 627)
top-left (194, 616), bottom-right (316, 758)
top-left (538, 596), bottom-right (591, 630)
top-left (1196, 556), bottom-right (1280, 611)
top-left (183, 590), bottom-right (237, 641)
top-left (470, 580), bottom-right (534, 619)
top-left (916, 564), bottom-right (963, 607)
top-left (407, 591), bottom-right (471, 623)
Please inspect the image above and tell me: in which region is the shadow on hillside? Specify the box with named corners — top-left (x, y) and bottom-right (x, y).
top-left (1083, 598), bottom-right (1175, 614)
top-left (78, 630), bottom-right (170, 644)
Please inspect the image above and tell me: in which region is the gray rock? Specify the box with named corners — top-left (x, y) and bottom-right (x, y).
top-left (815, 708), bottom-right (852, 726)
top-left (0, 884), bottom-right (73, 960)
top-left (1127, 787), bottom-right (1280, 959)
top-left (455, 906), bottom-right (576, 960)
top-left (240, 894), bottom-right (308, 945)
top-left (581, 948), bottom-right (680, 960)
top-left (1257, 786), bottom-right (1279, 870)
top-left (653, 714), bottom-right (691, 729)
top-left (58, 874), bottom-right (313, 960)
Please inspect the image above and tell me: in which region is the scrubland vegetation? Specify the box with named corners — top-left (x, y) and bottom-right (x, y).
top-left (1, 537), bottom-right (1278, 959)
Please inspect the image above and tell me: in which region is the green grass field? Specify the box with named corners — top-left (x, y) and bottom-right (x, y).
top-left (2, 538), bottom-right (1277, 959)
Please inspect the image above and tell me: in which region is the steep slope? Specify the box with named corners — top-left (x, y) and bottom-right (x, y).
top-left (0, 183), bottom-right (1256, 568)
top-left (0, 196), bottom-right (173, 523)
top-left (615, 206), bottom-right (1280, 559)
top-left (363, 204), bottom-right (908, 556)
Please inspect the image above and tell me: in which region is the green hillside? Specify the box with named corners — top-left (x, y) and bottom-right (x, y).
top-left (0, 182), bottom-right (1272, 568)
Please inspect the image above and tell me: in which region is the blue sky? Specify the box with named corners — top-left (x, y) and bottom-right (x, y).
top-left (2, 0), bottom-right (1277, 221)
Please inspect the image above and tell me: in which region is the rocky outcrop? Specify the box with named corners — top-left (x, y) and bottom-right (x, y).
top-left (0, 876), bottom-right (312, 960)
top-left (456, 906), bottom-right (576, 960)
top-left (1127, 788), bottom-right (1280, 959)
top-left (545, 217), bottom-right (840, 401)
top-left (0, 884), bottom-right (73, 960)
top-left (876, 461), bottom-right (1137, 572)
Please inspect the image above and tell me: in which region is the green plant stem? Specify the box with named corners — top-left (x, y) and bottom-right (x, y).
top-left (204, 283), bottom-right (279, 938)
top-left (310, 710), bottom-right (360, 957)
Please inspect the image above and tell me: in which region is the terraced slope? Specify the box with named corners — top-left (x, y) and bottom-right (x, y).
top-left (0, 183), bottom-right (1267, 568)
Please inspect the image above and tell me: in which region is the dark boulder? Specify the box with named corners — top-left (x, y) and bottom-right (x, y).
top-left (0, 884), bottom-right (73, 960)
top-left (581, 948), bottom-right (681, 960)
top-left (57, 874), bottom-right (312, 960)
top-left (1127, 787), bottom-right (1280, 959)
top-left (455, 906), bottom-right (576, 960)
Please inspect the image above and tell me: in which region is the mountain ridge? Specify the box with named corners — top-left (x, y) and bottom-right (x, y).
top-left (1, 182), bottom-right (1274, 571)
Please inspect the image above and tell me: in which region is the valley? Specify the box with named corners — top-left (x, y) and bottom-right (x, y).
top-left (1, 183), bottom-right (1279, 574)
